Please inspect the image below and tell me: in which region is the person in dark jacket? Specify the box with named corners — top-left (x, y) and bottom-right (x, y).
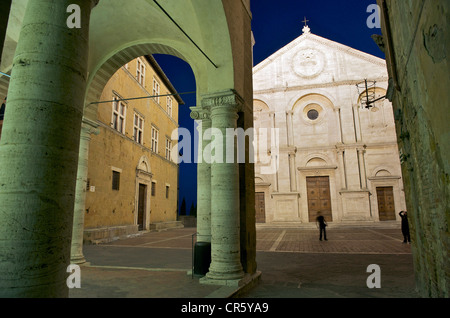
top-left (0, 97), bottom-right (5, 120)
top-left (316, 211), bottom-right (328, 241)
top-left (399, 211), bottom-right (410, 243)
top-left (0, 97), bottom-right (5, 139)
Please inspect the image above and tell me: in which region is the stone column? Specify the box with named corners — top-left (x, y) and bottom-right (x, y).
top-left (286, 110), bottom-right (294, 146)
top-left (0, 0), bottom-right (97, 297)
top-left (353, 105), bottom-right (362, 142)
top-left (357, 146), bottom-right (367, 189)
top-left (288, 149), bottom-right (297, 191)
top-left (71, 118), bottom-right (99, 264)
top-left (334, 107), bottom-right (343, 143)
top-left (336, 147), bottom-right (347, 190)
top-left (202, 91), bottom-right (244, 284)
top-left (269, 111), bottom-right (279, 191)
top-left (190, 106), bottom-right (212, 243)
top-left (189, 106), bottom-right (213, 276)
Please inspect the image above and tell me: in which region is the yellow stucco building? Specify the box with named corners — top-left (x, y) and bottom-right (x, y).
top-left (84, 55), bottom-right (183, 243)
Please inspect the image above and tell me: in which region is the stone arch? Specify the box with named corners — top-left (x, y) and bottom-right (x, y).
top-left (0, 0), bottom-right (255, 296)
top-left (253, 99), bottom-right (271, 112)
top-left (291, 93), bottom-right (336, 126)
top-left (137, 155), bottom-right (151, 173)
top-left (357, 86), bottom-right (387, 109)
top-left (375, 169), bottom-right (391, 177)
top-left (301, 153), bottom-right (332, 167)
top-left (255, 173), bottom-right (271, 185)
top-left (81, 0), bottom-right (255, 283)
top-left (84, 42), bottom-right (195, 117)
top-left (85, 0), bottom-right (238, 108)
top-left (306, 157), bottom-right (328, 167)
top-left (371, 166), bottom-right (394, 178)
top-left (253, 99), bottom-right (271, 125)
top-left (290, 91), bottom-right (337, 113)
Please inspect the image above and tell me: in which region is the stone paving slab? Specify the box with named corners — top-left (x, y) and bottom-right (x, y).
top-left (257, 227), bottom-right (412, 254)
top-left (70, 223), bottom-right (419, 298)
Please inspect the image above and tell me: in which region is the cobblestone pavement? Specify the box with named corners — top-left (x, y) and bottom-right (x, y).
top-left (243, 224), bottom-right (418, 298)
top-left (256, 225), bottom-right (412, 254)
top-left (69, 223), bottom-right (419, 298)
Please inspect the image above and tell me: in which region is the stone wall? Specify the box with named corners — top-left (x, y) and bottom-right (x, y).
top-left (378, 0), bottom-right (449, 297)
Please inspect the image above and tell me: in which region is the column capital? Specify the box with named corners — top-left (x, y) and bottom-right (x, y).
top-left (201, 89), bottom-right (244, 111)
top-left (81, 117), bottom-right (100, 136)
top-left (190, 105), bottom-right (211, 120)
top-left (287, 146), bottom-right (297, 155)
top-left (356, 144), bottom-right (367, 152)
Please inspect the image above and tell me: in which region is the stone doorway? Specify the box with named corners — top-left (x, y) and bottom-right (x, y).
top-left (137, 184), bottom-right (147, 231)
top-left (255, 192), bottom-right (266, 223)
top-left (307, 176), bottom-right (332, 222)
top-left (376, 186), bottom-right (396, 221)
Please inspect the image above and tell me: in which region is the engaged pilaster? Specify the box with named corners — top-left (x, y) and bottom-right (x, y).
top-left (71, 118), bottom-right (99, 264)
top-left (190, 106), bottom-right (212, 243)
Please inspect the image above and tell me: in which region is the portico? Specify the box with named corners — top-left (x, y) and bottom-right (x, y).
top-left (0, 0), bottom-right (256, 296)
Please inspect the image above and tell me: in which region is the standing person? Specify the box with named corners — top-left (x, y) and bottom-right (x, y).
top-left (316, 211), bottom-right (328, 241)
top-left (0, 97), bottom-right (5, 140)
top-left (399, 211), bottom-right (411, 243)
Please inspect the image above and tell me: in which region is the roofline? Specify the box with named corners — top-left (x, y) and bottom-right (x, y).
top-left (253, 32), bottom-right (386, 74)
top-left (144, 55), bottom-right (185, 105)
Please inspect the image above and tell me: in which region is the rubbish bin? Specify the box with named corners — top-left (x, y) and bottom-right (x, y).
top-left (193, 241), bottom-right (211, 276)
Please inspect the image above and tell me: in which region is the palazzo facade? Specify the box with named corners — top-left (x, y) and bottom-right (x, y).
top-left (81, 55), bottom-right (182, 245)
top-left (253, 26), bottom-right (407, 224)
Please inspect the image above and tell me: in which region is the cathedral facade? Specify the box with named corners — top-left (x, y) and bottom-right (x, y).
top-left (253, 26), bottom-right (406, 224)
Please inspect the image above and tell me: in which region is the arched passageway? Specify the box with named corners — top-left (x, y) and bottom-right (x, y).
top-left (0, 0), bottom-right (255, 297)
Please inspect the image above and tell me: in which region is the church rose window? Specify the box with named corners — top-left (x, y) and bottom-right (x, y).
top-left (307, 109), bottom-right (319, 120)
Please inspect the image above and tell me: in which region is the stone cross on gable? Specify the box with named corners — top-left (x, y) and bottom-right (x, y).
top-left (302, 17), bottom-right (309, 27)
top-left (302, 17), bottom-right (311, 34)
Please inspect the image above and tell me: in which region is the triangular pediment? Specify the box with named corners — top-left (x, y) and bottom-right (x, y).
top-left (253, 32), bottom-right (388, 91)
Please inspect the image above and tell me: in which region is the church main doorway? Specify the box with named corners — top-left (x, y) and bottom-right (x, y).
top-left (376, 186), bottom-right (396, 221)
top-left (255, 192), bottom-right (266, 223)
top-left (307, 176), bottom-right (332, 222)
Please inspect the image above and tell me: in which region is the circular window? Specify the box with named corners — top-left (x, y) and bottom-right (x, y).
top-left (307, 109), bottom-right (319, 120)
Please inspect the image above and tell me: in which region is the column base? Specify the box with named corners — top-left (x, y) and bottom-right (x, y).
top-left (200, 271), bottom-right (259, 288)
top-left (204, 262), bottom-right (245, 283)
top-left (70, 255), bottom-right (87, 265)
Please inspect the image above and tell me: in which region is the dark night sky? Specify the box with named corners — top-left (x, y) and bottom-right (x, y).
top-left (153, 0), bottom-right (384, 213)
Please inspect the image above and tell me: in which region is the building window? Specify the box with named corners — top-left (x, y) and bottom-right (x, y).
top-left (112, 96), bottom-right (126, 134)
top-left (166, 96), bottom-right (173, 117)
top-left (307, 109), bottom-right (319, 120)
top-left (151, 126), bottom-right (159, 153)
top-left (151, 181), bottom-right (156, 196)
top-left (136, 58), bottom-right (145, 86)
top-left (152, 78), bottom-right (160, 104)
top-left (112, 171), bottom-right (120, 191)
top-left (165, 185), bottom-right (170, 199)
top-left (165, 138), bottom-right (172, 160)
top-left (133, 113), bottom-right (144, 144)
